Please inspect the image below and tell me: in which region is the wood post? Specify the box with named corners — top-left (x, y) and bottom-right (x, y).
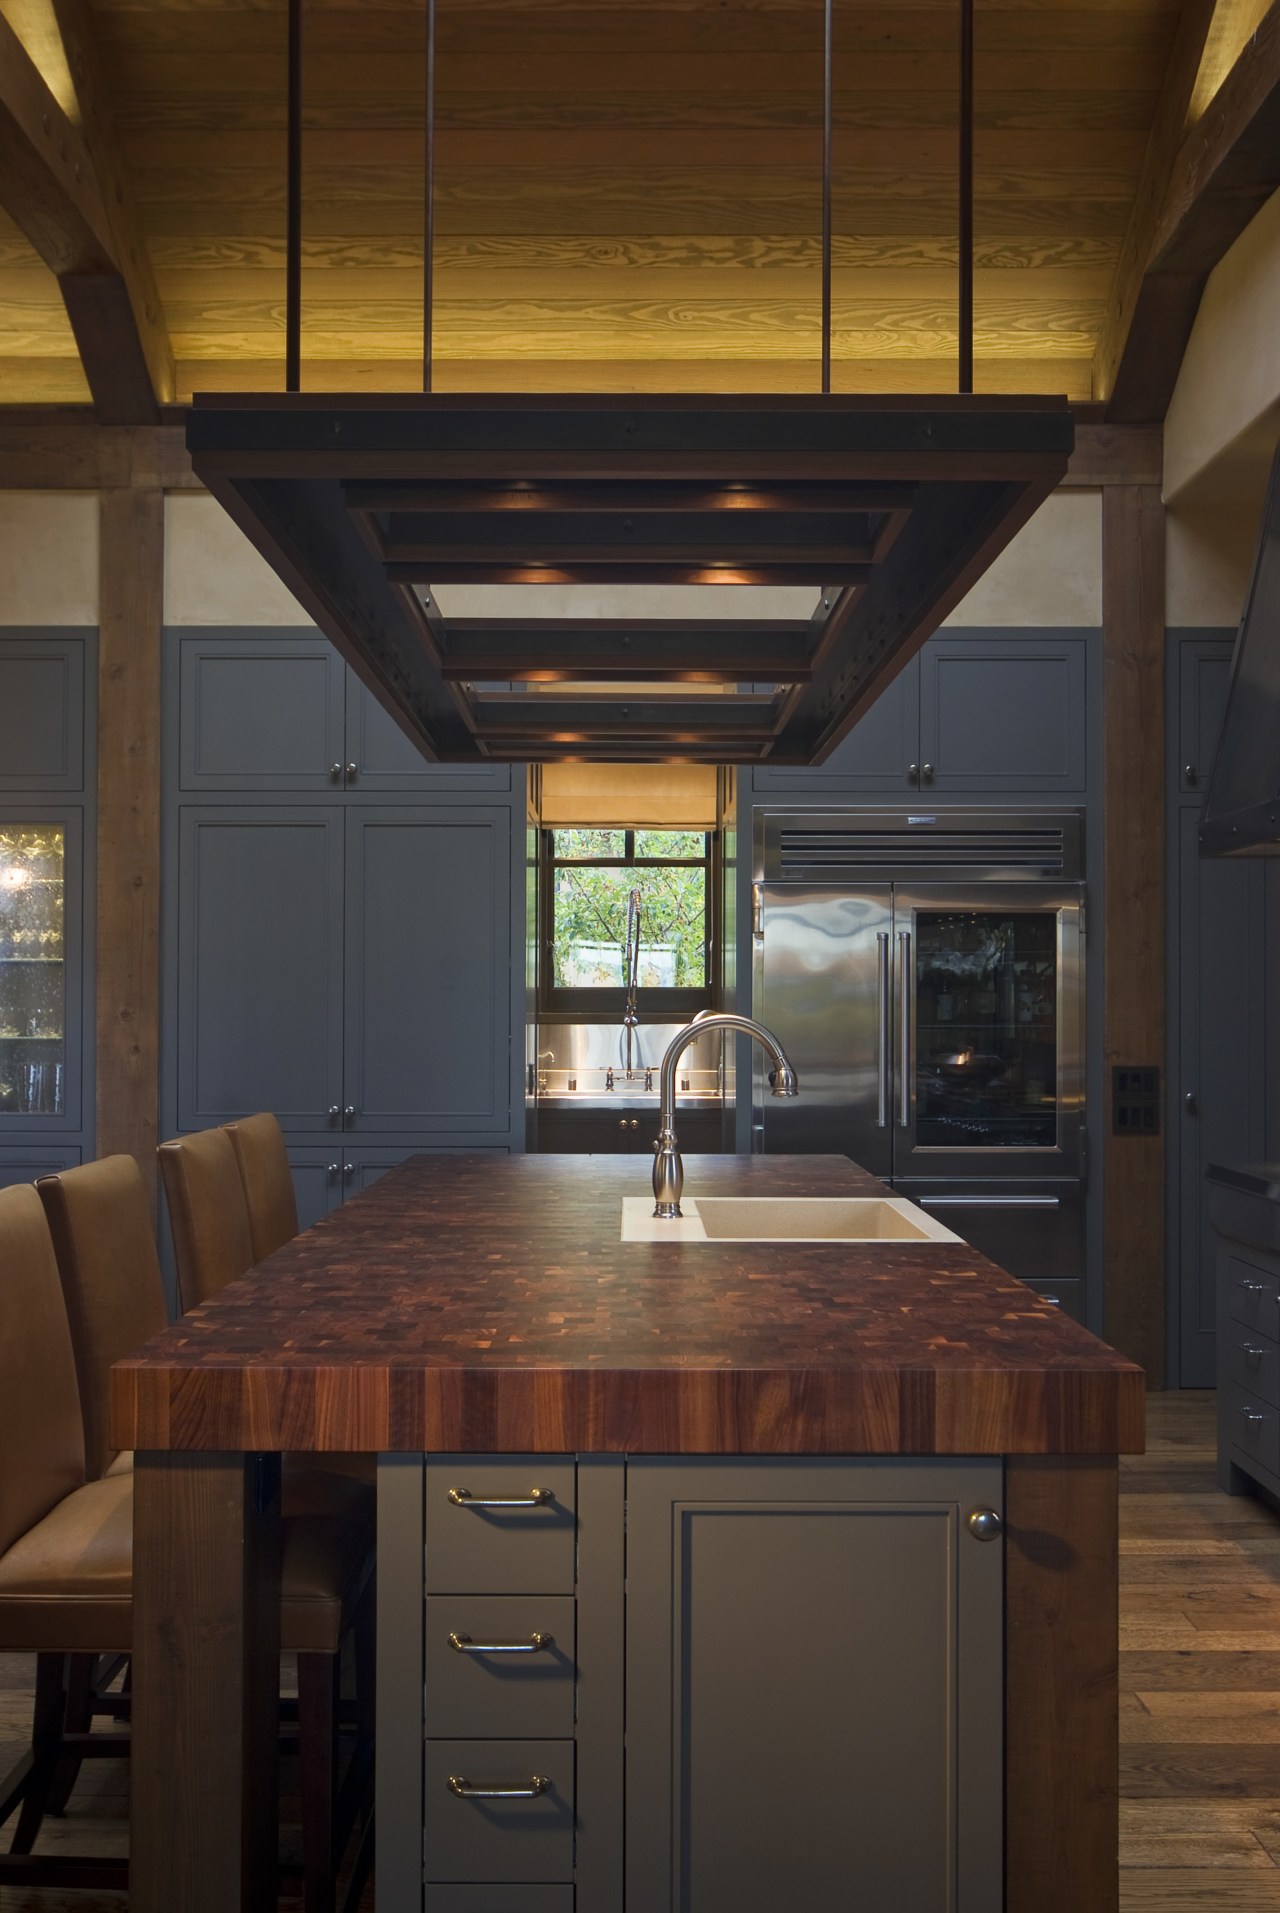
top-left (1102, 484), bottom-right (1166, 1383)
top-left (1005, 1456), bottom-right (1119, 1913)
top-left (96, 486), bottom-right (163, 1195)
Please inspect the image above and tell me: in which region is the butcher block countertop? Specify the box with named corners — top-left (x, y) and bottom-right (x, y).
top-left (110, 1153), bottom-right (1145, 1456)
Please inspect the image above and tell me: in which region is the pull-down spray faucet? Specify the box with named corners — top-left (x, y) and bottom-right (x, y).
top-left (651, 1013), bottom-right (798, 1218)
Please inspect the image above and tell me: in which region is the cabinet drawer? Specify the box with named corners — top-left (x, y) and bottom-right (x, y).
top-left (426, 1458), bottom-right (576, 1594)
top-left (426, 1890), bottom-right (573, 1913)
top-left (424, 1740), bottom-right (575, 1884)
top-left (1226, 1254), bottom-right (1280, 1336)
top-left (1225, 1325), bottom-right (1280, 1409)
top-left (1224, 1384), bottom-right (1280, 1480)
top-left (425, 1597), bottom-right (576, 1738)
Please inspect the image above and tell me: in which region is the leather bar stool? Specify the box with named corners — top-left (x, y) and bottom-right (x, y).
top-left (8, 1172), bottom-right (373, 1910)
top-left (224, 1110), bottom-right (300, 1263)
top-left (163, 1123), bottom-right (375, 1490)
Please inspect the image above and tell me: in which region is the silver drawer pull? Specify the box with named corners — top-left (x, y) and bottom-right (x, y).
top-left (448, 1774), bottom-right (550, 1800)
top-left (447, 1487), bottom-right (554, 1509)
top-left (1239, 1279), bottom-right (1270, 1295)
top-left (1241, 1343), bottom-right (1267, 1361)
top-left (448, 1631), bottom-right (554, 1655)
top-left (920, 1195), bottom-right (1061, 1211)
top-left (1238, 1406), bottom-right (1267, 1424)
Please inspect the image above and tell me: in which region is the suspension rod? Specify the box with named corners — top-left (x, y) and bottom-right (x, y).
top-left (958, 0), bottom-right (974, 394)
top-left (286, 0), bottom-right (302, 391)
top-left (424, 0), bottom-right (437, 392)
top-left (821, 0), bottom-right (833, 395)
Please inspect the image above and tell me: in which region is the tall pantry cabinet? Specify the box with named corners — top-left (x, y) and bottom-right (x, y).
top-left (162, 631), bottom-right (527, 1231)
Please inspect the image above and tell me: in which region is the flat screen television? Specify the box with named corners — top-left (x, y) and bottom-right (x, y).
top-left (1200, 441), bottom-right (1280, 856)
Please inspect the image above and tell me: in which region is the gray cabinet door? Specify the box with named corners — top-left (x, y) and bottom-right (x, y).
top-left (625, 1457), bottom-right (1003, 1913)
top-left (1177, 636), bottom-right (1234, 795)
top-left (345, 677), bottom-right (511, 793)
top-left (0, 638), bottom-right (85, 792)
top-left (919, 636), bottom-right (1087, 793)
top-left (178, 635), bottom-right (346, 791)
top-left (1174, 805), bottom-right (1268, 1385)
top-left (754, 657), bottom-right (919, 789)
top-left (177, 808), bottom-right (345, 1128)
top-left (343, 810), bottom-right (510, 1132)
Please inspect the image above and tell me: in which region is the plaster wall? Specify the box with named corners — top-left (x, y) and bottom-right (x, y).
top-left (0, 493), bottom-right (98, 623)
top-left (164, 493), bottom-right (312, 625)
top-left (1165, 186), bottom-right (1280, 503)
top-left (943, 489), bottom-right (1102, 627)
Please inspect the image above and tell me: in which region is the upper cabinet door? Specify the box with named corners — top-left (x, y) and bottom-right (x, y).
top-left (1177, 636), bottom-right (1234, 796)
top-left (343, 808), bottom-right (511, 1131)
top-left (177, 807), bottom-right (345, 1129)
top-left (754, 657), bottom-right (920, 789)
top-left (344, 677), bottom-right (511, 792)
top-left (0, 639), bottom-right (85, 792)
top-left (919, 637), bottom-right (1087, 793)
top-left (178, 635), bottom-right (346, 791)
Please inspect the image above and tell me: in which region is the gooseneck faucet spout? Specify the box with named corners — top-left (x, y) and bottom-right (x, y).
top-left (652, 1013), bottom-right (798, 1218)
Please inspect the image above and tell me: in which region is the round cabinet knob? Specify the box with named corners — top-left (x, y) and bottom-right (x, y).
top-left (344, 1105), bottom-right (357, 1122)
top-left (618, 1118), bottom-right (628, 1131)
top-left (328, 1104), bottom-right (340, 1119)
top-left (326, 1161), bottom-right (340, 1177)
top-left (1185, 765), bottom-right (1198, 785)
top-left (922, 763), bottom-right (934, 782)
top-left (908, 762), bottom-right (920, 783)
top-left (343, 1162), bottom-right (355, 1177)
top-left (1185, 1090), bottom-right (1198, 1113)
top-left (346, 762), bottom-right (358, 783)
top-left (967, 1508), bottom-right (1003, 1542)
top-left (630, 1119), bottom-right (639, 1131)
top-left (330, 763), bottom-right (342, 781)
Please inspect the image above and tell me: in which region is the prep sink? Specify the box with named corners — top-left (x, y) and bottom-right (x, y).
top-left (620, 1194), bottom-right (963, 1244)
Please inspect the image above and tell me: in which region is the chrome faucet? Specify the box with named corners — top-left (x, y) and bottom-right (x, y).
top-left (651, 1013), bottom-right (798, 1219)
top-left (622, 887), bottom-right (642, 1077)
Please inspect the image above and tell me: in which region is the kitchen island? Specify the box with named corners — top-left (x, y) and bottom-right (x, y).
top-left (111, 1152), bottom-right (1144, 1913)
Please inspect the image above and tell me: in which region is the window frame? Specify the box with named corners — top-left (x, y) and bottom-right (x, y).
top-left (539, 826), bottom-right (718, 1019)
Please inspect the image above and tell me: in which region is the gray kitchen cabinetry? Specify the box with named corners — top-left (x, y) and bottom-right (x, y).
top-left (381, 1454), bottom-right (1003, 1912)
top-left (0, 634), bottom-right (95, 1183)
top-left (1210, 1171), bottom-right (1280, 1501)
top-left (1168, 633), bottom-right (1272, 1386)
top-left (535, 1107), bottom-right (724, 1155)
top-left (176, 631), bottom-right (509, 793)
top-left (753, 632), bottom-right (1087, 795)
top-left (176, 805), bottom-right (512, 1136)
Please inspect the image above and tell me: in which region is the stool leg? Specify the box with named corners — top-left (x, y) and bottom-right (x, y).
top-left (9, 1654), bottom-right (67, 1854)
top-left (297, 1652), bottom-right (339, 1913)
top-left (47, 1652), bottom-right (96, 1816)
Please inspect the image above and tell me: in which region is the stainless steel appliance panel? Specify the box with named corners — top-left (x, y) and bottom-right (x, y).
top-left (753, 883), bottom-right (893, 1178)
top-left (895, 1178), bottom-right (1084, 1317)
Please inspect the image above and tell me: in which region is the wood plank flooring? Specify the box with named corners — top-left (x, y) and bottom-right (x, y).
top-left (2, 1391), bottom-right (1277, 1908)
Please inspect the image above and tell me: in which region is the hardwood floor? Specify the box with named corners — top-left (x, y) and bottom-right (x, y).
top-left (2, 1392), bottom-right (1277, 1908)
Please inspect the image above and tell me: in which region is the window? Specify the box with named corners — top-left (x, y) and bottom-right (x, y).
top-left (541, 827), bottom-right (714, 1014)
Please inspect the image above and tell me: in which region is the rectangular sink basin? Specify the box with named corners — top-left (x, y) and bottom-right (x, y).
top-left (621, 1195), bottom-right (962, 1244)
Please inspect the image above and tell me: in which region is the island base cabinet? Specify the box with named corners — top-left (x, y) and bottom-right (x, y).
top-left (625, 1459), bottom-right (1004, 1913)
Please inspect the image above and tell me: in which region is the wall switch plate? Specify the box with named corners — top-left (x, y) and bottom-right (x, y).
top-left (1112, 1066), bottom-right (1160, 1136)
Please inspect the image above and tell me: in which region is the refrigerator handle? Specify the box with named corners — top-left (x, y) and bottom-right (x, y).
top-left (752, 882), bottom-right (764, 940)
top-left (876, 931), bottom-right (890, 1127)
top-left (897, 928), bottom-right (912, 1129)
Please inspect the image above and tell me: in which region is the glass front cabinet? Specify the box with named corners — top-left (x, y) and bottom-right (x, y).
top-left (0, 813), bottom-right (84, 1136)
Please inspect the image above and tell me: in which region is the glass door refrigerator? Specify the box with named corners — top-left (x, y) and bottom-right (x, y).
top-left (752, 809), bottom-right (1086, 1316)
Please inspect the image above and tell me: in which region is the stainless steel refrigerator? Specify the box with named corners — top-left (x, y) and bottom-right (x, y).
top-left (752, 808), bottom-right (1087, 1315)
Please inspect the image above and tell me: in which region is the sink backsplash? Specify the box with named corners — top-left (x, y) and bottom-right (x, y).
top-left (533, 1020), bottom-right (728, 1099)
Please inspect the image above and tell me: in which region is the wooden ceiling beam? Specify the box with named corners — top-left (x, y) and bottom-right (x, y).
top-left (385, 559), bottom-right (873, 585)
top-left (438, 618), bottom-right (816, 684)
top-left (1101, 0), bottom-right (1280, 421)
top-left (0, 1), bottom-right (172, 422)
top-left (344, 482), bottom-right (919, 515)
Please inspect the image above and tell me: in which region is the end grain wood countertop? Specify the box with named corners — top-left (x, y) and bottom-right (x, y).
top-left (110, 1153), bottom-right (1145, 1457)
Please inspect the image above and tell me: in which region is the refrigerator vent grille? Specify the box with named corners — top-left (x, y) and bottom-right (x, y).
top-left (773, 825), bottom-right (1073, 878)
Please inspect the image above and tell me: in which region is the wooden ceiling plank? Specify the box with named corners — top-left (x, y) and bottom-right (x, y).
top-left (0, 1), bottom-right (171, 420)
top-left (343, 480), bottom-right (919, 513)
top-left (438, 618), bottom-right (816, 683)
top-left (1103, 0), bottom-right (1280, 419)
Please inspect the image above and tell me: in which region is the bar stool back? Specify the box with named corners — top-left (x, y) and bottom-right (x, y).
top-left (224, 1110), bottom-right (300, 1262)
top-left (157, 1125), bottom-right (255, 1309)
top-left (37, 1154), bottom-right (166, 1482)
